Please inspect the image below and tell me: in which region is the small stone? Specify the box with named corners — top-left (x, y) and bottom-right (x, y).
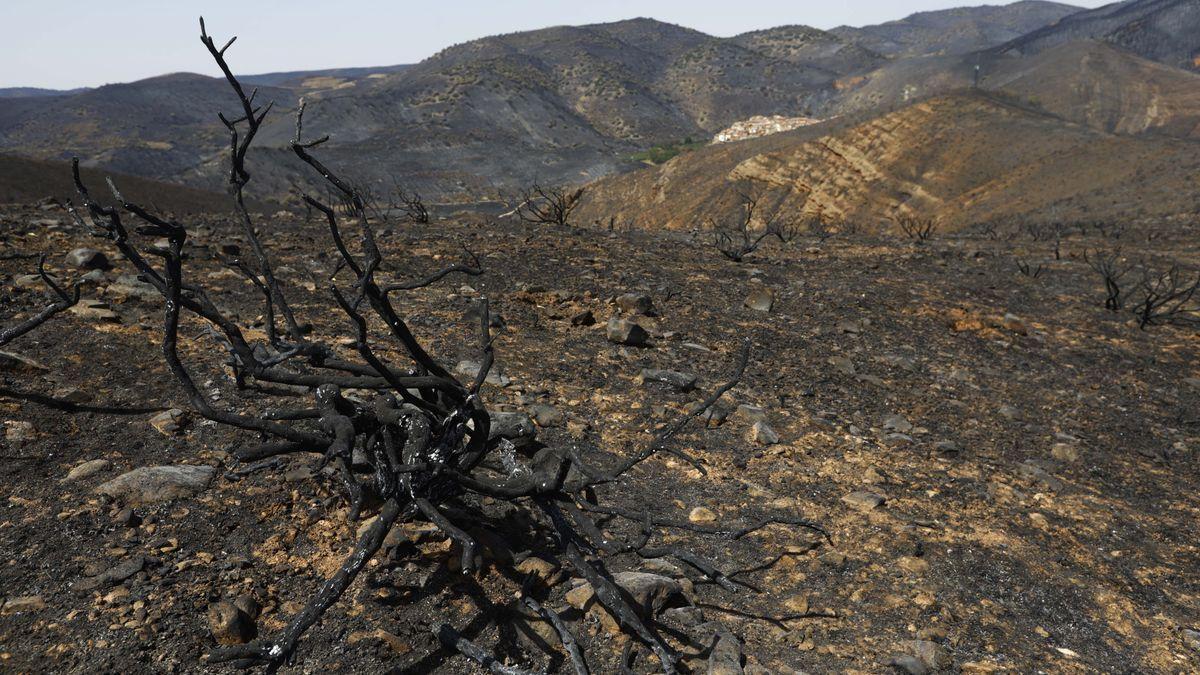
top-left (998, 405), bottom-right (1020, 420)
top-left (836, 318), bottom-right (865, 334)
top-left (731, 405), bottom-right (767, 424)
top-left (455, 360), bottom-right (511, 387)
top-left (570, 309), bottom-right (596, 326)
top-left (744, 287), bottom-right (774, 312)
top-left (75, 556), bottom-right (146, 592)
top-left (114, 507), bottom-right (141, 527)
top-left (934, 440), bottom-right (960, 455)
top-left (70, 298), bottom-right (120, 322)
top-left (842, 491), bottom-right (886, 511)
top-left (616, 292), bottom-right (654, 315)
top-left (463, 303), bottom-right (505, 328)
top-left (689, 506), bottom-right (718, 524)
top-left (489, 412), bottom-right (536, 447)
top-left (748, 420), bottom-right (780, 445)
top-left (907, 639), bottom-right (952, 670)
top-left (149, 408), bottom-right (188, 436)
top-left (1182, 629), bottom-right (1200, 652)
top-left (515, 557), bottom-right (560, 585)
top-left (105, 274), bottom-right (159, 302)
top-left (606, 317), bottom-right (649, 346)
top-left (1, 595), bottom-right (46, 615)
top-left (640, 368), bottom-right (697, 391)
top-left (566, 572), bottom-right (683, 618)
top-left (66, 248), bottom-right (111, 271)
top-left (207, 600), bottom-right (255, 645)
top-left (4, 420), bottom-right (36, 443)
top-left (882, 414), bottom-right (913, 433)
top-left (95, 465), bottom-right (216, 505)
top-left (708, 632), bottom-right (745, 675)
top-left (527, 403), bottom-right (563, 428)
top-left (885, 654), bottom-right (929, 675)
top-left (1051, 443), bottom-right (1079, 463)
top-left (1001, 313), bottom-right (1028, 335)
top-left (828, 356), bottom-right (856, 376)
top-left (64, 459), bottom-right (113, 482)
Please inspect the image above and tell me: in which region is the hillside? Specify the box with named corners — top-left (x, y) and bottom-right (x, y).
top-left (0, 154), bottom-right (246, 213)
top-left (0, 9), bottom-right (1085, 203)
top-left (832, 1), bottom-right (1082, 57)
top-left (828, 40), bottom-right (1200, 138)
top-left (575, 92), bottom-right (1200, 230)
top-left (997, 0), bottom-right (1200, 70)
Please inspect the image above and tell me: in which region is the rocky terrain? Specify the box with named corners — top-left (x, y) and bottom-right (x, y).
top-left (0, 191), bottom-right (1198, 673)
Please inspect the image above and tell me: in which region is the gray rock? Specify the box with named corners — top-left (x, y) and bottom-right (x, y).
top-left (1183, 629), bottom-right (1200, 652)
top-left (208, 600), bottom-right (256, 645)
top-left (527, 403), bottom-right (563, 428)
top-left (640, 368), bottom-right (697, 391)
top-left (732, 405), bottom-right (767, 424)
top-left (566, 572), bottom-right (683, 617)
top-left (885, 654), bottom-right (929, 675)
top-left (570, 309), bottom-right (596, 326)
top-left (1017, 460), bottom-right (1063, 491)
top-left (105, 274), bottom-right (159, 302)
top-left (906, 640), bottom-right (952, 670)
top-left (149, 408), bottom-right (188, 436)
top-left (489, 412), bottom-right (536, 447)
top-left (998, 404), bottom-right (1020, 420)
top-left (828, 356), bottom-right (856, 376)
top-left (1, 596), bottom-right (46, 615)
top-left (707, 632), bottom-right (745, 675)
top-left (606, 317), bottom-right (649, 346)
top-left (744, 287), bottom-right (774, 312)
top-left (749, 420), bottom-right (780, 445)
top-left (882, 414), bottom-right (914, 433)
top-left (65, 248), bottom-right (111, 271)
top-left (63, 458), bottom-right (112, 482)
top-left (455, 360), bottom-right (511, 387)
top-left (95, 465), bottom-right (216, 505)
top-left (884, 433), bottom-right (915, 447)
top-left (1051, 443), bottom-right (1080, 463)
top-left (74, 555), bottom-right (147, 592)
top-left (463, 303), bottom-right (505, 328)
top-left (934, 440), bottom-right (960, 455)
top-left (4, 420), bottom-right (36, 443)
top-left (842, 491), bottom-right (886, 511)
top-left (616, 292), bottom-right (654, 315)
top-left (69, 298), bottom-right (120, 322)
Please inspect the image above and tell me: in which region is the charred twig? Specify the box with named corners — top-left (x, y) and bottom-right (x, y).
top-left (0, 256), bottom-right (79, 346)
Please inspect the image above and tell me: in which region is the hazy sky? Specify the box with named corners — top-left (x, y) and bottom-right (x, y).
top-left (2, 0), bottom-right (1112, 89)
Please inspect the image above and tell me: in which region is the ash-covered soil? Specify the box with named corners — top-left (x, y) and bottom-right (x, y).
top-left (1, 202), bottom-right (1198, 674)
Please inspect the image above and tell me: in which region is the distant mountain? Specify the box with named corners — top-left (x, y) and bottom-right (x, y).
top-left (826, 38), bottom-right (1200, 139)
top-left (0, 87), bottom-right (90, 99)
top-left (0, 6), bottom-right (1178, 205)
top-left (576, 91), bottom-right (1200, 230)
top-left (996, 0), bottom-right (1200, 70)
top-left (832, 1), bottom-right (1082, 57)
